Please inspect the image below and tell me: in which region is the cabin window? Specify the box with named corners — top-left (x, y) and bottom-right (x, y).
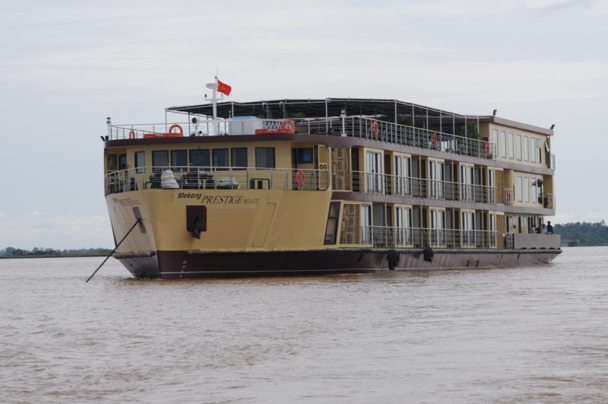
top-left (523, 136), bottom-right (529, 161)
top-left (152, 151), bottom-right (169, 171)
top-left (231, 148), bottom-right (248, 168)
top-left (106, 154), bottom-right (118, 172)
top-left (324, 202), bottom-right (341, 245)
top-left (492, 129), bottom-right (498, 156)
top-left (135, 151), bottom-right (145, 173)
top-left (361, 204), bottom-right (372, 244)
top-left (537, 139), bottom-right (542, 163)
top-left (525, 177), bottom-right (530, 202)
top-left (530, 138), bottom-right (536, 163)
top-left (297, 148), bottom-right (313, 164)
top-left (212, 149), bottom-right (229, 168)
top-left (256, 147), bottom-right (275, 168)
top-left (517, 176), bottom-right (523, 202)
top-left (508, 133), bottom-right (514, 159)
top-left (190, 149), bottom-right (210, 168)
top-left (516, 135), bottom-right (522, 160)
top-left (500, 131), bottom-right (507, 158)
top-left (119, 154), bottom-right (127, 170)
top-left (171, 150), bottom-right (187, 171)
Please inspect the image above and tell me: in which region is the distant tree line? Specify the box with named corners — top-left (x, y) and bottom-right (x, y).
top-left (0, 247), bottom-right (112, 257)
top-left (553, 221), bottom-right (608, 246)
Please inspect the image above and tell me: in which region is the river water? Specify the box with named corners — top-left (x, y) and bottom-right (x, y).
top-left (1, 247), bottom-right (607, 403)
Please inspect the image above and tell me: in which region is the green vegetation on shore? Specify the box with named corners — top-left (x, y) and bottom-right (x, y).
top-left (0, 247), bottom-right (112, 257)
top-left (554, 221), bottom-right (608, 246)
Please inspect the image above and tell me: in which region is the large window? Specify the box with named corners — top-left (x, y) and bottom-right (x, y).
top-left (508, 133), bottom-right (514, 159)
top-left (500, 131), bottom-right (507, 158)
top-left (366, 151), bottom-right (383, 193)
top-left (524, 136), bottom-right (529, 161)
top-left (530, 138), bottom-right (536, 163)
top-left (324, 202), bottom-right (340, 245)
top-left (212, 149), bottom-right (229, 167)
top-left (516, 135), bottom-right (522, 160)
top-left (256, 147), bottom-right (275, 168)
top-left (537, 139), bottom-right (542, 163)
top-left (231, 148), bottom-right (248, 168)
top-left (525, 177), bottom-right (530, 202)
top-left (361, 204), bottom-right (372, 244)
top-left (517, 176), bottom-right (523, 202)
top-left (190, 149), bottom-right (210, 168)
top-left (493, 129), bottom-right (499, 156)
top-left (171, 150), bottom-right (187, 170)
top-left (152, 151), bottom-right (169, 170)
top-left (119, 154), bottom-right (127, 170)
top-left (135, 151), bottom-right (145, 173)
top-left (297, 148), bottom-right (313, 164)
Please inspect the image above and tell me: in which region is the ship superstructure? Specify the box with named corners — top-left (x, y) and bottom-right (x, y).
top-left (103, 93), bottom-right (560, 279)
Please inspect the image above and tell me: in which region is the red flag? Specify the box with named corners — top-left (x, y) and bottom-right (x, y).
top-left (217, 80), bottom-right (232, 96)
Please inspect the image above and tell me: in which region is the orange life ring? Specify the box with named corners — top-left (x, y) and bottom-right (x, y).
top-left (129, 130), bottom-right (136, 139)
top-left (279, 120), bottom-right (296, 134)
top-left (485, 142), bottom-right (490, 155)
top-left (295, 170), bottom-right (306, 186)
top-left (432, 133), bottom-right (437, 146)
top-left (372, 121), bottom-right (378, 137)
top-left (168, 124), bottom-right (183, 136)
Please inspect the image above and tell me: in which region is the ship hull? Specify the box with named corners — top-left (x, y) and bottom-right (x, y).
top-left (115, 248), bottom-right (562, 279)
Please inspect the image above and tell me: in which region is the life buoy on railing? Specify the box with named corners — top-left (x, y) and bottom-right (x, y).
top-left (295, 170), bottom-right (306, 186)
top-left (278, 120), bottom-right (296, 134)
top-left (432, 133), bottom-right (437, 146)
top-left (168, 124), bottom-right (183, 136)
top-left (372, 121), bottom-right (379, 137)
top-left (485, 142), bottom-right (490, 155)
top-left (129, 130), bottom-right (136, 139)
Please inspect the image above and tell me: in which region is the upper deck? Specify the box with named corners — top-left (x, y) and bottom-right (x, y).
top-left (105, 98), bottom-right (555, 171)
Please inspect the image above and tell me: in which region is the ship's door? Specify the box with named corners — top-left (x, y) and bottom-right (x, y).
top-left (361, 204), bottom-right (372, 244)
top-left (366, 151), bottom-right (383, 193)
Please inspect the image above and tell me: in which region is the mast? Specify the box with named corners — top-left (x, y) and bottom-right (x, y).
top-left (205, 76), bottom-right (223, 135)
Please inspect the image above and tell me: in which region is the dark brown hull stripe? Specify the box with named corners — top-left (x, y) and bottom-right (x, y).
top-left (115, 248), bottom-right (562, 279)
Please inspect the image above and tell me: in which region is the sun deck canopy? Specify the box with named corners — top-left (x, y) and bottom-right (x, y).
top-left (166, 98), bottom-right (553, 136)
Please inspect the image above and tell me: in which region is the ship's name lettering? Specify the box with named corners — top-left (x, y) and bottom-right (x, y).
top-left (112, 197), bottom-right (140, 207)
top-left (177, 193), bottom-right (259, 205)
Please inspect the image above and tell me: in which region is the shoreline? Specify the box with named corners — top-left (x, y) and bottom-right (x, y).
top-left (0, 254), bottom-right (109, 259)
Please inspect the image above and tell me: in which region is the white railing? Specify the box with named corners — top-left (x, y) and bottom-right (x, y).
top-left (104, 166), bottom-right (330, 195)
top-left (351, 171), bottom-right (497, 204)
top-left (108, 116), bottom-right (497, 161)
top-left (359, 226), bottom-right (499, 249)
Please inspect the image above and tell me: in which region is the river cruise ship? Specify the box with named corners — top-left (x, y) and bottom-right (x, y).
top-left (103, 83), bottom-right (560, 279)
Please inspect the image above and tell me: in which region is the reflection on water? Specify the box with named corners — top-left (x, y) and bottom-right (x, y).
top-left (1, 248), bottom-right (608, 403)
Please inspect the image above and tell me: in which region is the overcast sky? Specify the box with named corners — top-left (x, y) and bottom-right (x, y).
top-left (1, 0), bottom-right (607, 249)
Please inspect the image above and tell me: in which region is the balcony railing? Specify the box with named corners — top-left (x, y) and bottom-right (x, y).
top-left (104, 166), bottom-right (330, 196)
top-left (351, 171), bottom-right (497, 204)
top-left (360, 226), bottom-right (499, 249)
top-left (108, 116), bottom-right (497, 161)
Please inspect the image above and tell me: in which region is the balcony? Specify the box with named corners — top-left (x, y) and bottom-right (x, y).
top-left (104, 166), bottom-right (330, 196)
top-left (107, 116), bottom-right (497, 161)
top-left (351, 171), bottom-right (497, 205)
top-left (357, 226), bottom-right (499, 249)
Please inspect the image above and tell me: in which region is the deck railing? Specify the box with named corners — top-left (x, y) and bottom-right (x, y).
top-left (360, 226), bottom-right (498, 249)
top-left (108, 116), bottom-right (497, 161)
top-left (351, 171), bottom-right (497, 204)
top-left (104, 166), bottom-right (330, 196)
